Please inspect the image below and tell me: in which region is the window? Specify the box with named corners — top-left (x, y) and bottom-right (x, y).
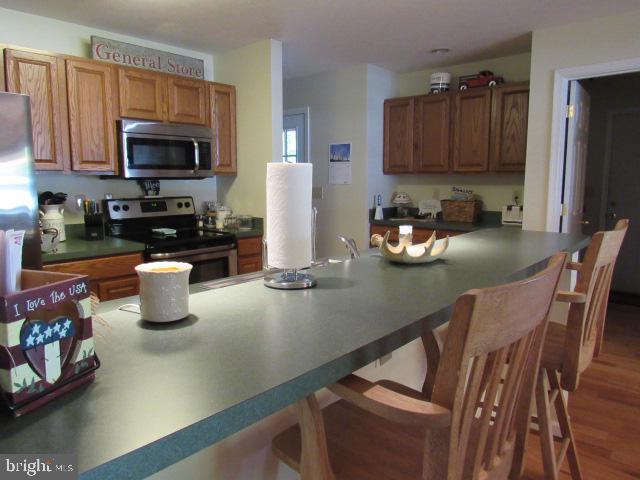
top-left (282, 127), bottom-right (298, 163)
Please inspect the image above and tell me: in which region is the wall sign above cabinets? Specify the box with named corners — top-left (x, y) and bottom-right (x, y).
top-left (91, 36), bottom-right (205, 79)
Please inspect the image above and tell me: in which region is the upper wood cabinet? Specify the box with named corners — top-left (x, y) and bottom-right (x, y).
top-left (210, 82), bottom-right (237, 174)
top-left (490, 82), bottom-right (529, 172)
top-left (118, 67), bottom-right (164, 121)
top-left (452, 88), bottom-right (492, 172)
top-left (414, 94), bottom-right (451, 173)
top-left (66, 59), bottom-right (117, 172)
top-left (167, 76), bottom-right (207, 125)
top-left (383, 97), bottom-right (415, 173)
top-left (4, 49), bottom-right (69, 170)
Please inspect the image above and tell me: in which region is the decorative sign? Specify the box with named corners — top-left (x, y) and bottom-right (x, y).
top-left (91, 36), bottom-right (205, 79)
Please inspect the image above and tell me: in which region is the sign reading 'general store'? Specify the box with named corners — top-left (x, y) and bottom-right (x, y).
top-left (91, 36), bottom-right (205, 79)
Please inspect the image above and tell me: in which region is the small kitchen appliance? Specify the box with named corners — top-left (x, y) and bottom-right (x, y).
top-left (104, 196), bottom-right (237, 283)
top-left (501, 205), bottom-right (524, 226)
top-left (118, 120), bottom-right (214, 179)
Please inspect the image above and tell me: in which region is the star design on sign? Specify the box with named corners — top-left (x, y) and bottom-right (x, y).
top-left (59, 327), bottom-right (68, 338)
top-left (25, 336), bottom-right (35, 347)
top-left (53, 323), bottom-right (61, 333)
top-left (36, 334), bottom-right (44, 344)
top-left (63, 319), bottom-right (72, 330)
top-left (44, 326), bottom-right (53, 339)
top-left (31, 324), bottom-right (41, 335)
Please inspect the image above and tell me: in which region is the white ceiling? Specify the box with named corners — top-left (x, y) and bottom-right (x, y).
top-left (2, 0), bottom-right (639, 79)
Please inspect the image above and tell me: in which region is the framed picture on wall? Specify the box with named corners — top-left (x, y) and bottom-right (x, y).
top-left (329, 143), bottom-right (352, 184)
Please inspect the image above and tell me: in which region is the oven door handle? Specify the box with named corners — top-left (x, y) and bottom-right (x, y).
top-left (149, 244), bottom-right (235, 260)
top-left (192, 138), bottom-right (200, 171)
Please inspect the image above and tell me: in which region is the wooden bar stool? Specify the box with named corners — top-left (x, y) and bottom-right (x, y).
top-left (271, 252), bottom-right (567, 480)
top-left (422, 220), bottom-right (629, 480)
top-left (535, 219), bottom-right (628, 480)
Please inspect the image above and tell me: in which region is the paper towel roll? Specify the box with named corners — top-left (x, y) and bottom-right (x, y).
top-left (266, 162), bottom-right (313, 269)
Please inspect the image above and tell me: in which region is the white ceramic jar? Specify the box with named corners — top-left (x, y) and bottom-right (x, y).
top-left (39, 205), bottom-right (66, 242)
top-left (135, 262), bottom-right (193, 323)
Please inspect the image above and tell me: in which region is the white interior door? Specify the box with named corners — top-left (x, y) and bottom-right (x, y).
top-left (562, 81), bottom-right (591, 234)
top-left (283, 108), bottom-right (308, 163)
top-left (605, 109), bottom-right (640, 294)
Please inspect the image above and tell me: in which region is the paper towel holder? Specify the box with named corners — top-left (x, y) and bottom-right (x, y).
top-left (263, 207), bottom-right (318, 290)
top-left (264, 269), bottom-right (317, 290)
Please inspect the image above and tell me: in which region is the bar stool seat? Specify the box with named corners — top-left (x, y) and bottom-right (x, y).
top-left (272, 253), bottom-right (568, 480)
top-left (273, 381), bottom-right (427, 480)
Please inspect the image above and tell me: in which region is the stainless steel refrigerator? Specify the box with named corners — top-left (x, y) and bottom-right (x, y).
top-left (0, 92), bottom-right (41, 269)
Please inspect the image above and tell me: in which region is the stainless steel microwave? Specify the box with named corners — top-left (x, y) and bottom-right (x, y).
top-left (118, 120), bottom-right (214, 179)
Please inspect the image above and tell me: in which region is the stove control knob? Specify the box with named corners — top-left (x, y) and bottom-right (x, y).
top-left (177, 202), bottom-right (183, 208)
top-left (112, 205), bottom-right (120, 212)
top-left (122, 204), bottom-right (130, 211)
top-left (185, 201), bottom-right (191, 208)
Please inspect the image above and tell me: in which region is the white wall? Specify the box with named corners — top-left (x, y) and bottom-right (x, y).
top-left (284, 65), bottom-right (370, 257)
top-left (0, 7), bottom-right (218, 222)
top-left (214, 40), bottom-right (283, 220)
top-left (366, 65), bottom-right (399, 207)
top-left (523, 9), bottom-right (640, 230)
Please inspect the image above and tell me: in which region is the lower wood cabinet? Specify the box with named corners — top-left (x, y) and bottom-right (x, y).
top-left (370, 224), bottom-right (463, 246)
top-left (237, 236), bottom-right (263, 274)
top-left (44, 252), bottom-right (143, 301)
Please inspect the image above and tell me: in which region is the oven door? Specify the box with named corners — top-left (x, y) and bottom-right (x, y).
top-left (148, 246), bottom-right (238, 283)
top-left (121, 132), bottom-right (213, 179)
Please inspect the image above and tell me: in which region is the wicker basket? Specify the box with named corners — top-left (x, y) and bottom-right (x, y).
top-left (441, 200), bottom-right (482, 223)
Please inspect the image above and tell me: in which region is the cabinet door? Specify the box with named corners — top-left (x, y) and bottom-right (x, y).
top-left (490, 83), bottom-right (529, 172)
top-left (66, 59), bottom-right (117, 172)
top-left (210, 82), bottom-right (237, 174)
top-left (97, 276), bottom-right (139, 301)
top-left (238, 255), bottom-right (262, 274)
top-left (452, 88), bottom-right (492, 172)
top-left (167, 76), bottom-right (207, 125)
top-left (118, 67), bottom-right (165, 121)
top-left (383, 97), bottom-right (414, 173)
top-left (5, 49), bottom-right (68, 170)
top-left (414, 94), bottom-right (451, 173)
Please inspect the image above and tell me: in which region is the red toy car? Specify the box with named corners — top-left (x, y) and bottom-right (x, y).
top-left (458, 70), bottom-right (504, 90)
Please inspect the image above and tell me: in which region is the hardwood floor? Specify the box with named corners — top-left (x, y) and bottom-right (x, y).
top-left (523, 303), bottom-right (640, 479)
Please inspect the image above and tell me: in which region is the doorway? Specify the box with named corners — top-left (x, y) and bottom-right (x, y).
top-left (283, 107), bottom-right (310, 163)
top-left (559, 72), bottom-right (640, 302)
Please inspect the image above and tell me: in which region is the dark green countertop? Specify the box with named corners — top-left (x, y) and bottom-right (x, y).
top-left (0, 229), bottom-right (589, 479)
top-left (214, 217), bottom-right (263, 239)
top-left (42, 224), bottom-right (145, 263)
top-left (43, 219), bottom-right (263, 264)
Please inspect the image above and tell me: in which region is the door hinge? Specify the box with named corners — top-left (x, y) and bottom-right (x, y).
top-left (561, 204), bottom-right (568, 216)
top-left (566, 105), bottom-right (575, 119)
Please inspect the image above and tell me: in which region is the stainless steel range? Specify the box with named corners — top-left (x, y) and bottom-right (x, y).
top-left (104, 196), bottom-right (237, 283)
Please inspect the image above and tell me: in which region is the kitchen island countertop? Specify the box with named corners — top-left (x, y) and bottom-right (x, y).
top-left (0, 228), bottom-right (588, 479)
